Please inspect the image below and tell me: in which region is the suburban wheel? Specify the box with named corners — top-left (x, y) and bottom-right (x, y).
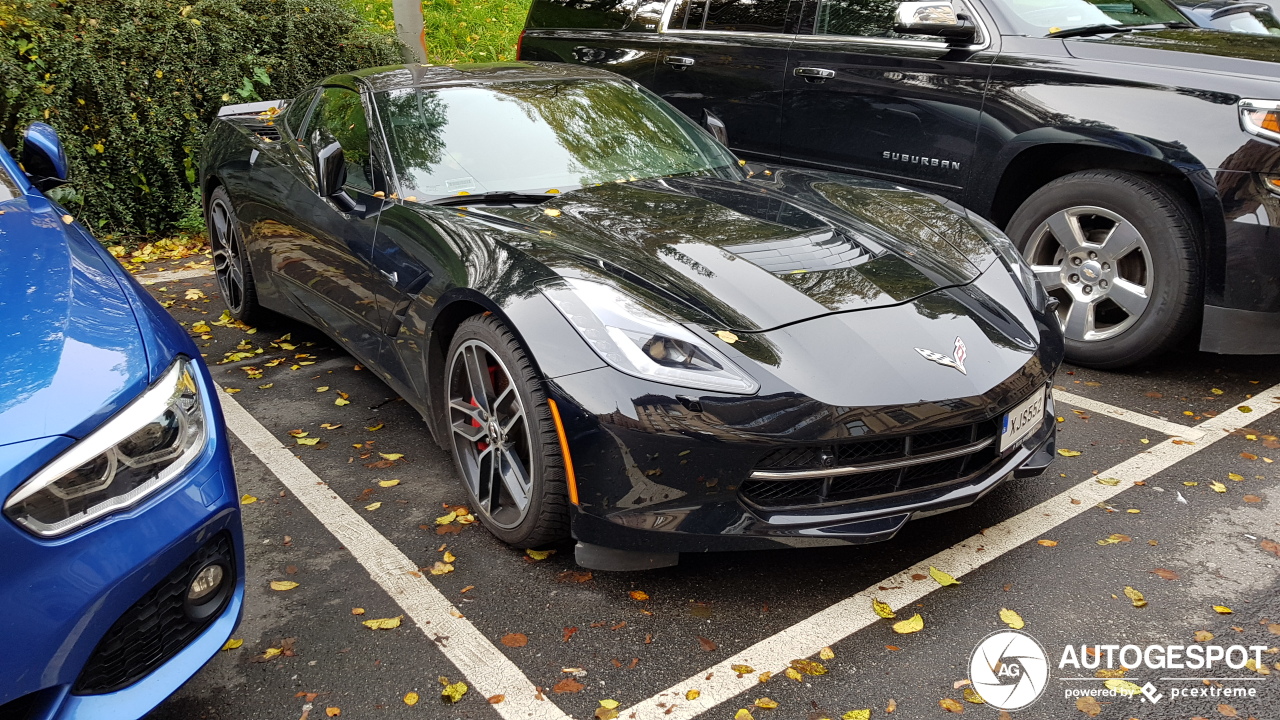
top-left (1007, 170), bottom-right (1200, 369)
top-left (206, 186), bottom-right (261, 323)
top-left (444, 314), bottom-right (569, 547)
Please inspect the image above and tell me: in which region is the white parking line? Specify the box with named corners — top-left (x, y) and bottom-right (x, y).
top-left (218, 393), bottom-right (569, 720)
top-left (135, 266), bottom-right (214, 285)
top-left (1053, 389), bottom-right (1204, 440)
top-left (624, 384), bottom-right (1280, 720)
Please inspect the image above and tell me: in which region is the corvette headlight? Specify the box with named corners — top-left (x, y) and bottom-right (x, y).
top-left (967, 212), bottom-right (1045, 308)
top-left (1240, 99), bottom-right (1280, 143)
top-left (542, 278), bottom-right (759, 395)
top-left (5, 357), bottom-right (210, 537)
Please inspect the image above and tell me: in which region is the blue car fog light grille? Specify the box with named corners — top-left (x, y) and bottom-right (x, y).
top-left (73, 533), bottom-right (235, 695)
top-left (740, 419), bottom-right (999, 509)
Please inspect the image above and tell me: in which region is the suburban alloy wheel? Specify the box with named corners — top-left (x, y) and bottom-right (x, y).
top-left (444, 314), bottom-right (569, 546)
top-left (206, 186), bottom-right (260, 322)
top-left (1008, 170), bottom-right (1200, 369)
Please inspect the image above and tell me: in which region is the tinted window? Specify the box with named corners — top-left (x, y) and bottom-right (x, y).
top-left (374, 79), bottom-right (741, 199)
top-left (985, 0), bottom-right (1184, 35)
top-left (814, 0), bottom-right (937, 38)
top-left (673, 0), bottom-right (791, 31)
top-left (305, 87), bottom-right (374, 192)
top-left (282, 89), bottom-right (318, 138)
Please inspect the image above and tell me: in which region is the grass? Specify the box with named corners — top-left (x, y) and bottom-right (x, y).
top-left (353, 0), bottom-right (532, 64)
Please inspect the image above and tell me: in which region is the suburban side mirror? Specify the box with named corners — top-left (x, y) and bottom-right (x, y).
top-left (21, 122), bottom-right (69, 191)
top-left (315, 142), bottom-right (357, 212)
top-left (893, 2), bottom-right (978, 43)
top-left (703, 110), bottom-right (728, 146)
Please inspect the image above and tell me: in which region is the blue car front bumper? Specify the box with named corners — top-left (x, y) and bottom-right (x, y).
top-left (0, 370), bottom-right (243, 720)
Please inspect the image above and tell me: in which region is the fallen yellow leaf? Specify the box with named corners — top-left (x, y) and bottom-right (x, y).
top-left (732, 664), bottom-right (755, 675)
top-left (1214, 605), bottom-right (1233, 614)
top-left (1123, 586), bottom-right (1147, 608)
top-left (221, 638), bottom-right (243, 650)
top-left (1037, 539), bottom-right (1058, 547)
top-left (325, 706), bottom-right (340, 717)
top-left (442, 551), bottom-right (456, 563)
top-left (442, 681), bottom-right (468, 703)
top-left (784, 668), bottom-right (803, 681)
top-left (963, 687), bottom-right (985, 704)
top-left (262, 647), bottom-right (282, 660)
top-left (429, 561), bottom-right (454, 575)
top-left (316, 386), bottom-right (329, 392)
top-left (296, 437), bottom-right (320, 446)
top-left (526, 548), bottom-right (554, 561)
top-left (366, 423), bottom-right (384, 431)
top-left (270, 580), bottom-right (299, 591)
top-left (404, 691), bottom-right (419, 705)
top-left (1210, 481), bottom-right (1228, 493)
top-left (1228, 472), bottom-right (1245, 481)
top-left (929, 566), bottom-right (961, 586)
top-left (1058, 449), bottom-right (1081, 457)
top-left (630, 590), bottom-right (650, 601)
top-left (1194, 630), bottom-right (1214, 641)
top-left (379, 453), bottom-right (404, 461)
top-left (1104, 679), bottom-right (1142, 696)
top-left (939, 697), bottom-right (964, 713)
top-left (335, 398), bottom-right (350, 406)
top-left (1000, 608), bottom-right (1025, 629)
top-left (892, 614), bottom-right (924, 634)
top-left (872, 598), bottom-right (896, 618)
top-left (734, 710), bottom-right (754, 720)
top-left (685, 689), bottom-right (700, 700)
top-left (379, 479), bottom-right (400, 488)
top-left (365, 502), bottom-right (381, 511)
top-left (351, 608), bottom-right (365, 615)
top-left (1096, 477), bottom-right (1120, 486)
top-left (758, 672), bottom-right (772, 683)
top-left (754, 698), bottom-right (779, 709)
top-left (789, 659), bottom-right (828, 675)
top-left (842, 711), bottom-right (871, 720)
top-left (436, 511), bottom-right (458, 525)
top-left (240, 494), bottom-right (257, 505)
top-left (363, 615), bottom-right (403, 630)
top-left (820, 646), bottom-right (835, 660)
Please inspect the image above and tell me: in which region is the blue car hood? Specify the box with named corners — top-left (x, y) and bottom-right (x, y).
top-left (0, 193), bottom-right (149, 446)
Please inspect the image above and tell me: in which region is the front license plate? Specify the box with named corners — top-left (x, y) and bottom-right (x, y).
top-left (1000, 388), bottom-right (1046, 453)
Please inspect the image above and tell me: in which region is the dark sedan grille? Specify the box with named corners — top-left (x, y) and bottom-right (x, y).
top-left (740, 419), bottom-right (999, 508)
top-left (73, 533), bottom-right (235, 695)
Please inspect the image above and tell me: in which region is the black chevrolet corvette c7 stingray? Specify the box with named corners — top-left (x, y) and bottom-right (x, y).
top-left (200, 61), bottom-right (1064, 570)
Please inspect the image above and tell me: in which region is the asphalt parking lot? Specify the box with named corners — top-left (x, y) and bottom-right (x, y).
top-left (138, 266), bottom-right (1279, 720)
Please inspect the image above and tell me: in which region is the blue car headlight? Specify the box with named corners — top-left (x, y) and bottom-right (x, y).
top-left (542, 278), bottom-right (759, 395)
top-left (4, 357), bottom-right (211, 537)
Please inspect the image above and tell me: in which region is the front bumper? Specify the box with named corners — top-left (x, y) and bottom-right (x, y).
top-left (553, 362), bottom-right (1057, 556)
top-left (0, 369), bottom-right (243, 720)
top-left (1200, 169), bottom-right (1280, 353)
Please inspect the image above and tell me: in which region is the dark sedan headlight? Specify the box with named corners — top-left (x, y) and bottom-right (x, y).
top-left (966, 212), bottom-right (1046, 309)
top-left (4, 357), bottom-right (210, 537)
top-left (542, 278), bottom-right (759, 394)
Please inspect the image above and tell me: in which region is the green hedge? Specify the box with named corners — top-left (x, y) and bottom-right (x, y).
top-left (0, 0), bottom-right (402, 239)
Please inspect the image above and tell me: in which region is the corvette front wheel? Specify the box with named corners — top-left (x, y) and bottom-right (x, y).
top-left (444, 314), bottom-right (570, 547)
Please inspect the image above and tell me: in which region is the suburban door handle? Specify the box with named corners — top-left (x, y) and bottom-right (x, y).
top-left (665, 56), bottom-right (695, 68)
top-left (793, 67), bottom-right (835, 82)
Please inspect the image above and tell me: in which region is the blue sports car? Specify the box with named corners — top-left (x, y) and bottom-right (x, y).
top-left (0, 124), bottom-right (243, 718)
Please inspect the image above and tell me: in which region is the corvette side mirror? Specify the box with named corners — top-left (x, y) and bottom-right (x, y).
top-left (316, 142), bottom-right (357, 212)
top-left (893, 1), bottom-right (978, 43)
top-left (21, 122), bottom-right (69, 192)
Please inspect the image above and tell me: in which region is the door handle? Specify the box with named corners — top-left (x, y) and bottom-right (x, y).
top-left (793, 67), bottom-right (835, 82)
top-left (665, 56), bottom-right (695, 68)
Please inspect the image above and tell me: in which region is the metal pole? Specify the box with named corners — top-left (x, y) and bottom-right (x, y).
top-left (392, 0), bottom-right (429, 64)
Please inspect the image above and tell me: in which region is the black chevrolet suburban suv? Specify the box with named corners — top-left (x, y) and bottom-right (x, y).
top-left (518, 0), bottom-right (1280, 368)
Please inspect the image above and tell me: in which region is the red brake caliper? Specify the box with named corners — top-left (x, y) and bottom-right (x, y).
top-left (469, 363), bottom-right (502, 453)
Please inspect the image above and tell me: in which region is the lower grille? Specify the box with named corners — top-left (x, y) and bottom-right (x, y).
top-left (740, 419), bottom-right (1000, 508)
top-left (73, 533), bottom-right (236, 695)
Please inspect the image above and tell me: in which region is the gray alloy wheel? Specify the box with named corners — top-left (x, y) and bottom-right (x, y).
top-left (1007, 170), bottom-right (1200, 369)
top-left (1023, 205), bottom-right (1154, 342)
top-left (444, 314), bottom-right (569, 546)
top-left (206, 187), bottom-right (259, 322)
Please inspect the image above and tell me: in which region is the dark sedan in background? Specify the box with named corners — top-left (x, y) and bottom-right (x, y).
top-left (519, 0), bottom-right (1280, 369)
top-left (199, 62), bottom-right (1062, 570)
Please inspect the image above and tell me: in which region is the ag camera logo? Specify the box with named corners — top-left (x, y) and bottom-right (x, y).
top-left (969, 630), bottom-right (1050, 710)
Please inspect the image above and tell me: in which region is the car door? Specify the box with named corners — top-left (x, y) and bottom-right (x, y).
top-left (653, 0), bottom-right (804, 160)
top-left (779, 0), bottom-right (996, 201)
top-left (276, 85), bottom-right (388, 364)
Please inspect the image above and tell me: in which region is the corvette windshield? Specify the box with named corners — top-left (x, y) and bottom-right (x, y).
top-left (988, 0), bottom-right (1185, 35)
top-left (375, 79), bottom-right (741, 199)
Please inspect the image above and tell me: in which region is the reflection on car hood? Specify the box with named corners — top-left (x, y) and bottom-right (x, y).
top-left (1069, 28), bottom-right (1280, 78)
top-left (0, 195), bottom-right (149, 446)
top-left (495, 170), bottom-right (998, 333)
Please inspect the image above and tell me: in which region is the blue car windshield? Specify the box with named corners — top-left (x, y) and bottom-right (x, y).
top-left (374, 79), bottom-right (742, 199)
top-left (988, 0), bottom-right (1185, 35)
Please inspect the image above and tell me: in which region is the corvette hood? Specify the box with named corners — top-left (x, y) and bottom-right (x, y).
top-left (0, 194), bottom-right (149, 446)
top-left (498, 172), bottom-right (999, 333)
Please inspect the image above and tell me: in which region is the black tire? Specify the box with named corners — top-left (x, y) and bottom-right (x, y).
top-left (205, 186), bottom-right (262, 323)
top-left (1006, 170), bottom-right (1200, 369)
top-left (443, 314), bottom-right (570, 547)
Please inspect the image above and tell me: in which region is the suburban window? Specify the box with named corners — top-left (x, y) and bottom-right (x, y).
top-left (306, 87), bottom-right (375, 193)
top-left (672, 0), bottom-right (792, 32)
top-left (813, 0), bottom-right (944, 39)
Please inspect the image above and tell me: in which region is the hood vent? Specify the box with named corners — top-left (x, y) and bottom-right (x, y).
top-left (728, 229), bottom-right (872, 275)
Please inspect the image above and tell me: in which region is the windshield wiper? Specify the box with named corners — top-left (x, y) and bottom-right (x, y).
top-left (1046, 24), bottom-right (1133, 38)
top-left (427, 192), bottom-right (557, 207)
